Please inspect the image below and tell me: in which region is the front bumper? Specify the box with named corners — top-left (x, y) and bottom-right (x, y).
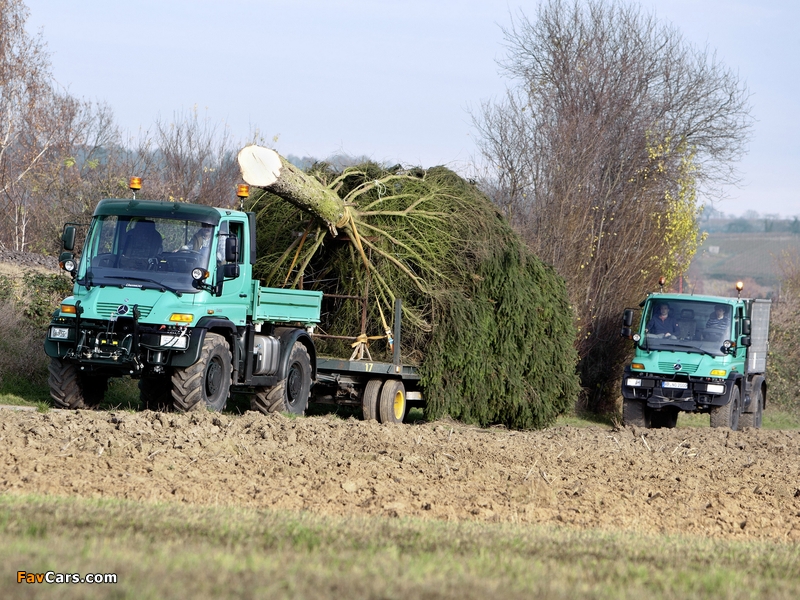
top-left (621, 369), bottom-right (735, 410)
top-left (45, 315), bottom-right (204, 376)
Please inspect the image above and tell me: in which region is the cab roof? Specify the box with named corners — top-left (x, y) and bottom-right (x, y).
top-left (94, 199), bottom-right (247, 225)
top-left (643, 292), bottom-right (747, 306)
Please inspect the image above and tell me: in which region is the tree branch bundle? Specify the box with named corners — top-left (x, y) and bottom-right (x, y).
top-left (239, 145), bottom-right (580, 429)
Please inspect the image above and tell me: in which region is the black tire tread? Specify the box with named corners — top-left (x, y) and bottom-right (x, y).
top-left (622, 399), bottom-right (651, 428)
top-left (710, 386), bottom-right (741, 430)
top-left (48, 358), bottom-right (107, 409)
top-left (362, 379), bottom-right (383, 421)
top-left (172, 333), bottom-right (230, 412)
top-left (740, 387), bottom-right (763, 429)
top-left (251, 342), bottom-right (311, 415)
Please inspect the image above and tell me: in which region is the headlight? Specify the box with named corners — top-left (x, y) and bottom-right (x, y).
top-left (706, 384), bottom-right (725, 394)
top-left (50, 326), bottom-right (71, 339)
top-left (626, 378), bottom-right (642, 387)
top-left (160, 335), bottom-right (189, 349)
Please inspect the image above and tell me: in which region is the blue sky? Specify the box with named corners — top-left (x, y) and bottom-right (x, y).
top-left (24, 1), bottom-right (799, 217)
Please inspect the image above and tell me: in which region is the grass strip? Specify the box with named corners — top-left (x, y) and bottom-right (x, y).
top-left (1, 493), bottom-right (799, 599)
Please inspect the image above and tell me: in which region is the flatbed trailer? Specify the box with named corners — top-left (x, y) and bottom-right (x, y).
top-left (311, 297), bottom-right (423, 423)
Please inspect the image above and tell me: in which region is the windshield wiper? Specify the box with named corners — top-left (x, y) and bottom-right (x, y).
top-left (98, 276), bottom-right (183, 297)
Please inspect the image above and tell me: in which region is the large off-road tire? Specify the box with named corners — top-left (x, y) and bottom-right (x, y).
top-left (48, 358), bottom-right (107, 409)
top-left (361, 379), bottom-right (383, 421)
top-left (251, 342), bottom-right (311, 415)
top-left (378, 379), bottom-right (406, 424)
top-left (622, 399), bottom-right (651, 428)
top-left (651, 407), bottom-right (678, 429)
top-left (739, 387), bottom-right (763, 429)
top-left (710, 385), bottom-right (741, 430)
top-left (171, 333), bottom-right (231, 412)
top-left (139, 374), bottom-right (172, 411)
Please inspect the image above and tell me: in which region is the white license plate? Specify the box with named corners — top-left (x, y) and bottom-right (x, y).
top-left (662, 381), bottom-right (688, 389)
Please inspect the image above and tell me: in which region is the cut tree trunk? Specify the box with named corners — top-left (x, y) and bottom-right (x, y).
top-left (238, 145), bottom-right (346, 235)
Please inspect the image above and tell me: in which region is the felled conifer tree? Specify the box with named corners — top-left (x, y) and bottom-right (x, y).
top-left (239, 145), bottom-right (579, 428)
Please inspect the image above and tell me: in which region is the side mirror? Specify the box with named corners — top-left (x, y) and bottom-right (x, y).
top-left (62, 225), bottom-right (76, 251)
top-left (223, 263), bottom-right (240, 279)
top-left (621, 327), bottom-right (632, 338)
top-left (225, 237), bottom-right (239, 263)
top-left (741, 336), bottom-right (751, 347)
top-left (742, 318), bottom-right (751, 335)
top-left (622, 309), bottom-right (633, 327)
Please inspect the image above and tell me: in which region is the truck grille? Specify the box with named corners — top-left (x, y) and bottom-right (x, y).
top-left (658, 361), bottom-right (698, 374)
top-left (95, 303), bottom-right (153, 318)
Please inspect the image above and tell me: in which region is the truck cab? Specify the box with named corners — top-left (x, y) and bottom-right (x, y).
top-left (621, 289), bottom-right (770, 429)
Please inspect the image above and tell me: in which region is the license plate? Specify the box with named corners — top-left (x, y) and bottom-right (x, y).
top-left (662, 381), bottom-right (688, 389)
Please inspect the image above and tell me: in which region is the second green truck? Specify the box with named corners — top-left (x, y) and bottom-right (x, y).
top-left (621, 285), bottom-right (770, 430)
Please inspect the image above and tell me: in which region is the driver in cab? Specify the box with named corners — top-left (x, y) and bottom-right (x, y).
top-left (645, 303), bottom-right (680, 338)
top-left (182, 226), bottom-right (213, 254)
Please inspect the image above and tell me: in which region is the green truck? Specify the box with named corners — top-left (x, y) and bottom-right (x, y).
top-left (620, 285), bottom-right (770, 430)
top-left (45, 193), bottom-right (421, 423)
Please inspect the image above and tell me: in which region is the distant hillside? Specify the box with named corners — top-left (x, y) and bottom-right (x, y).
top-left (687, 228), bottom-right (800, 299)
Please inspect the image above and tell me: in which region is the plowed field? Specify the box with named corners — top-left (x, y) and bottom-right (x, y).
top-left (2, 407), bottom-right (799, 541)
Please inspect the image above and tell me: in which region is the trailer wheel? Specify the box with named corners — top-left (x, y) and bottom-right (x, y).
top-left (710, 385), bottom-right (741, 430)
top-left (739, 387), bottom-right (763, 429)
top-left (48, 358), bottom-right (107, 409)
top-left (251, 342), bottom-right (311, 415)
top-left (378, 379), bottom-right (406, 424)
top-left (139, 375), bottom-right (172, 411)
top-left (361, 379), bottom-right (383, 421)
top-left (622, 399), bottom-right (651, 428)
top-left (172, 333), bottom-right (230, 412)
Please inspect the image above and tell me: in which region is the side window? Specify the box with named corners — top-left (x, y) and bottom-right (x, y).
top-left (229, 221), bottom-right (245, 264)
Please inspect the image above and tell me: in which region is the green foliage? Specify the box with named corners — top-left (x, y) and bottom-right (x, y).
top-left (642, 136), bottom-right (707, 282)
top-left (250, 164), bottom-right (580, 429)
top-left (21, 271), bottom-right (73, 327)
top-left (0, 270), bottom-right (72, 389)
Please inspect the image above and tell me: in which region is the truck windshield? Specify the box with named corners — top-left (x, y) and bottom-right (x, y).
top-left (642, 299), bottom-right (732, 356)
top-left (77, 215), bottom-right (216, 293)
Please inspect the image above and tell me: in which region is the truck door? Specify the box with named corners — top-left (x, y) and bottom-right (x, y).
top-left (212, 220), bottom-right (248, 324)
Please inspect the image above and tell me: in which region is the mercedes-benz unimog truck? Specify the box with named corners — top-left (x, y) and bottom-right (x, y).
top-left (45, 182), bottom-right (421, 423)
top-left (620, 281), bottom-right (770, 430)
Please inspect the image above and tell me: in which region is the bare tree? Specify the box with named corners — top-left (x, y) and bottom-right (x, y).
top-left (473, 0), bottom-right (753, 409)
top-left (0, 0), bottom-right (124, 252)
top-left (148, 107), bottom-right (241, 207)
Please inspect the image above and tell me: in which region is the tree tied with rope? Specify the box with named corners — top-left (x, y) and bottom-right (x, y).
top-left (238, 145), bottom-right (580, 429)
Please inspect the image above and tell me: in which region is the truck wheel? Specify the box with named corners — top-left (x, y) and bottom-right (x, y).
top-left (710, 385), bottom-right (741, 430)
top-left (251, 342), bottom-right (311, 415)
top-left (361, 379), bottom-right (383, 421)
top-left (622, 399), bottom-right (651, 428)
top-left (739, 387), bottom-right (763, 429)
top-left (651, 407), bottom-right (678, 429)
top-left (48, 358), bottom-right (107, 409)
top-left (171, 333), bottom-right (231, 412)
top-left (139, 375), bottom-right (172, 411)
top-left (378, 379), bottom-right (406, 424)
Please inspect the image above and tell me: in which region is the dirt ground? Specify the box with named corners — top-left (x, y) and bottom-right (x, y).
top-left (2, 406), bottom-right (799, 542)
